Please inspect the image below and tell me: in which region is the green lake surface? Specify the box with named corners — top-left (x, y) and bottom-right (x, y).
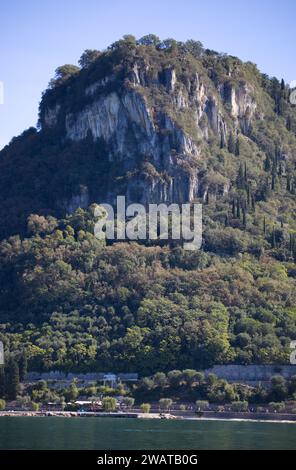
top-left (0, 417), bottom-right (295, 450)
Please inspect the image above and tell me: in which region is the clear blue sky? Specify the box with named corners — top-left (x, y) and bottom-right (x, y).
top-left (0, 0), bottom-right (295, 150)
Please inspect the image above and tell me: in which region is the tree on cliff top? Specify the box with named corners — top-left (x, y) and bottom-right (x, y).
top-left (79, 49), bottom-right (101, 68)
top-left (49, 64), bottom-right (80, 88)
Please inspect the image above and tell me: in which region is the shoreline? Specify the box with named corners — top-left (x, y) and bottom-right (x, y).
top-left (1, 411), bottom-right (296, 424)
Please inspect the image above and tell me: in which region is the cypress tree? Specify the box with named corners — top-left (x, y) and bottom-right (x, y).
top-left (247, 185), bottom-right (251, 206)
top-left (278, 163), bottom-right (283, 177)
top-left (235, 138), bottom-right (240, 156)
top-left (290, 234), bottom-right (296, 257)
top-left (272, 159), bottom-right (277, 176)
top-left (278, 98), bottom-right (284, 116)
top-left (271, 228), bottom-right (276, 248)
top-left (232, 199), bottom-right (236, 217)
top-left (19, 351), bottom-right (27, 382)
top-left (271, 173), bottom-right (276, 190)
top-left (251, 194), bottom-right (256, 210)
top-left (237, 164), bottom-right (245, 188)
top-left (228, 133), bottom-right (235, 154)
top-left (236, 199), bottom-right (241, 219)
top-left (264, 155), bottom-right (271, 172)
top-left (274, 144), bottom-right (279, 164)
top-left (286, 115), bottom-right (292, 131)
top-left (280, 78), bottom-right (286, 101)
top-left (6, 359), bottom-right (20, 401)
top-left (0, 367), bottom-right (5, 398)
top-left (281, 78), bottom-right (285, 91)
top-left (242, 208), bottom-right (247, 227)
top-left (287, 176), bottom-right (291, 192)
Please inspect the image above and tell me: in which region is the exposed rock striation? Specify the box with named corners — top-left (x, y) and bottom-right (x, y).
top-left (41, 59), bottom-right (257, 209)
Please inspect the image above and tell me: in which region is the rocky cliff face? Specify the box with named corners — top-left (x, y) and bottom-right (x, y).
top-left (40, 55), bottom-right (260, 211)
top-left (219, 80), bottom-right (258, 133)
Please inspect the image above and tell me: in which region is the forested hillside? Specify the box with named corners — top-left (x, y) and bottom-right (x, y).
top-left (0, 209), bottom-right (295, 373)
top-left (0, 35), bottom-right (295, 373)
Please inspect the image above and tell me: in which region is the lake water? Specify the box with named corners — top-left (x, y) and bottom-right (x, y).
top-left (0, 417), bottom-right (295, 450)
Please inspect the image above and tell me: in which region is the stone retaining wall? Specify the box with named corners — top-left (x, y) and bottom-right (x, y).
top-left (26, 365), bottom-right (296, 383)
top-left (204, 365), bottom-right (296, 382)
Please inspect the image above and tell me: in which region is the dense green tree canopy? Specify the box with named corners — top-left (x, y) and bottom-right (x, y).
top-left (0, 34), bottom-right (295, 378)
